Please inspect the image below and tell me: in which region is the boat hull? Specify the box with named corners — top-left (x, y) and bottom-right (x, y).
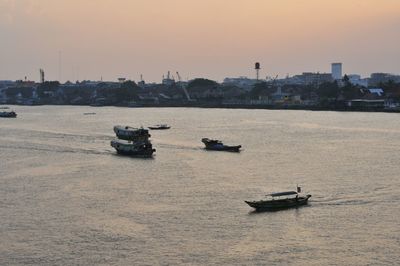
top-left (148, 126), bottom-right (170, 130)
top-left (111, 140), bottom-right (155, 158)
top-left (114, 126), bottom-right (150, 141)
top-left (0, 111), bottom-right (17, 118)
top-left (201, 138), bottom-right (241, 152)
top-left (115, 149), bottom-right (155, 158)
top-left (245, 195), bottom-right (311, 211)
top-left (204, 145), bottom-right (241, 152)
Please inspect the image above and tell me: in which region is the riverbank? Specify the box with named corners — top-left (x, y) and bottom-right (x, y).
top-left (3, 102), bottom-right (399, 113)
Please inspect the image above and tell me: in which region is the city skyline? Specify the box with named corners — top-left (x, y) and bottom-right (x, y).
top-left (1, 0), bottom-right (399, 83)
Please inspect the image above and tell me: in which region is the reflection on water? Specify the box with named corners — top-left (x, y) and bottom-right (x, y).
top-left (1, 106), bottom-right (399, 265)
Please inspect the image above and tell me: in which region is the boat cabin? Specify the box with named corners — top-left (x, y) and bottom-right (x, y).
top-left (266, 191), bottom-right (299, 199)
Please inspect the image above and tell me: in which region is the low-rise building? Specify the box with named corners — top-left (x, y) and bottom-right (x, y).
top-left (284, 72), bottom-right (333, 85)
top-left (223, 77), bottom-right (260, 91)
top-left (369, 73), bottom-right (400, 86)
top-left (348, 74), bottom-right (368, 87)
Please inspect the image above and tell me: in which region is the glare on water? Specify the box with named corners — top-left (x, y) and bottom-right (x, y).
top-left (1, 106), bottom-right (399, 265)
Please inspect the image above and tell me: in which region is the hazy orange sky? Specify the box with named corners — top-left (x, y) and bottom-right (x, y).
top-left (0, 0), bottom-right (399, 82)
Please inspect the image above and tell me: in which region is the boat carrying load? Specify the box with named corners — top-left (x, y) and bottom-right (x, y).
top-left (110, 139), bottom-right (155, 157)
top-left (245, 186), bottom-right (311, 211)
top-left (201, 138), bottom-right (241, 152)
top-left (111, 125), bottom-right (156, 157)
top-left (0, 111), bottom-right (17, 118)
top-left (113, 125), bottom-right (150, 141)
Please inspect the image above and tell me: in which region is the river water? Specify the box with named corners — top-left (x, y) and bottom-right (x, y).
top-left (1, 106), bottom-right (399, 265)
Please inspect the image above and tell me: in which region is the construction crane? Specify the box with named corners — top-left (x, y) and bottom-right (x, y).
top-left (176, 72), bottom-right (192, 101)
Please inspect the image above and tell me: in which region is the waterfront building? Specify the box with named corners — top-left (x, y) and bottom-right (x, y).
top-left (348, 74), bottom-right (368, 87)
top-left (0, 80), bottom-right (15, 88)
top-left (286, 72), bottom-right (333, 86)
top-left (346, 99), bottom-right (385, 109)
top-left (223, 77), bottom-right (260, 91)
top-left (162, 71), bottom-right (175, 86)
top-left (369, 73), bottom-right (400, 86)
top-left (331, 63), bottom-right (342, 80)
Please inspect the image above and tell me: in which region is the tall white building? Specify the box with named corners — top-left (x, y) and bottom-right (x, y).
top-left (331, 63), bottom-right (342, 80)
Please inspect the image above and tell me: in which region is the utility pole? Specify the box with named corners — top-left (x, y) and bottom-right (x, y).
top-left (58, 50), bottom-right (62, 82)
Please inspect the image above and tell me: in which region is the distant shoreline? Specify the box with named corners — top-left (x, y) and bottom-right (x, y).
top-left (3, 103), bottom-right (400, 113)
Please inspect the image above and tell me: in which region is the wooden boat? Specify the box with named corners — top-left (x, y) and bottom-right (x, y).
top-left (148, 124), bottom-right (170, 130)
top-left (0, 111), bottom-right (17, 118)
top-left (113, 125), bottom-right (150, 141)
top-left (245, 187), bottom-right (311, 211)
top-left (111, 125), bottom-right (155, 157)
top-left (201, 138), bottom-right (241, 152)
top-left (110, 139), bottom-right (155, 157)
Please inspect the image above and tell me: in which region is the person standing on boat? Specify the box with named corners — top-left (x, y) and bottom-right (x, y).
top-left (296, 186), bottom-right (301, 201)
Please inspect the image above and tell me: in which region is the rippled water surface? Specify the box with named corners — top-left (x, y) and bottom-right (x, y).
top-left (1, 106), bottom-right (399, 265)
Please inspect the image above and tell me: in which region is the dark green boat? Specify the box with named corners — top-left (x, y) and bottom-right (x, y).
top-left (245, 188), bottom-right (311, 211)
top-left (0, 111), bottom-right (17, 118)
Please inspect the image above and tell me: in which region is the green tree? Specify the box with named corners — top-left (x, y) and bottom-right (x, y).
top-left (187, 78), bottom-right (218, 89)
top-left (342, 74), bottom-right (351, 87)
top-left (340, 76), bottom-right (362, 100)
top-left (316, 81), bottom-right (339, 99)
top-left (115, 81), bottom-right (141, 102)
top-left (37, 81), bottom-right (60, 98)
top-left (379, 80), bottom-right (400, 100)
top-left (249, 82), bottom-right (275, 99)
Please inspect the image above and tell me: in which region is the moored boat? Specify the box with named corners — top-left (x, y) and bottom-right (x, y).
top-left (0, 111), bottom-right (17, 118)
top-left (148, 124), bottom-right (170, 130)
top-left (245, 187), bottom-right (311, 211)
top-left (110, 139), bottom-right (155, 157)
top-left (201, 138), bottom-right (241, 152)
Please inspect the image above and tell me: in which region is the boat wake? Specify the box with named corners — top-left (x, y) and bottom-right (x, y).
top-left (313, 198), bottom-right (373, 206)
top-left (155, 143), bottom-right (203, 151)
top-left (0, 127), bottom-right (112, 142)
top-left (0, 143), bottom-right (113, 156)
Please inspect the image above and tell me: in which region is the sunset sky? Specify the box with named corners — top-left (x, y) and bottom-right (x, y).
top-left (0, 0), bottom-right (399, 83)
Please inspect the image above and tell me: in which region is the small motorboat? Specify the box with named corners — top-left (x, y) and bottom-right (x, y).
top-left (201, 138), bottom-right (241, 152)
top-left (148, 124), bottom-right (170, 130)
top-left (110, 139), bottom-right (155, 157)
top-left (245, 186), bottom-right (311, 211)
top-left (0, 111), bottom-right (17, 118)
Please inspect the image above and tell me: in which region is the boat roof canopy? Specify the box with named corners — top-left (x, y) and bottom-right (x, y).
top-left (268, 191), bottom-right (298, 197)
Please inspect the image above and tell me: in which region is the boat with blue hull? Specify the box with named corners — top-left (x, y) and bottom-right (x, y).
top-left (201, 138), bottom-right (241, 152)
